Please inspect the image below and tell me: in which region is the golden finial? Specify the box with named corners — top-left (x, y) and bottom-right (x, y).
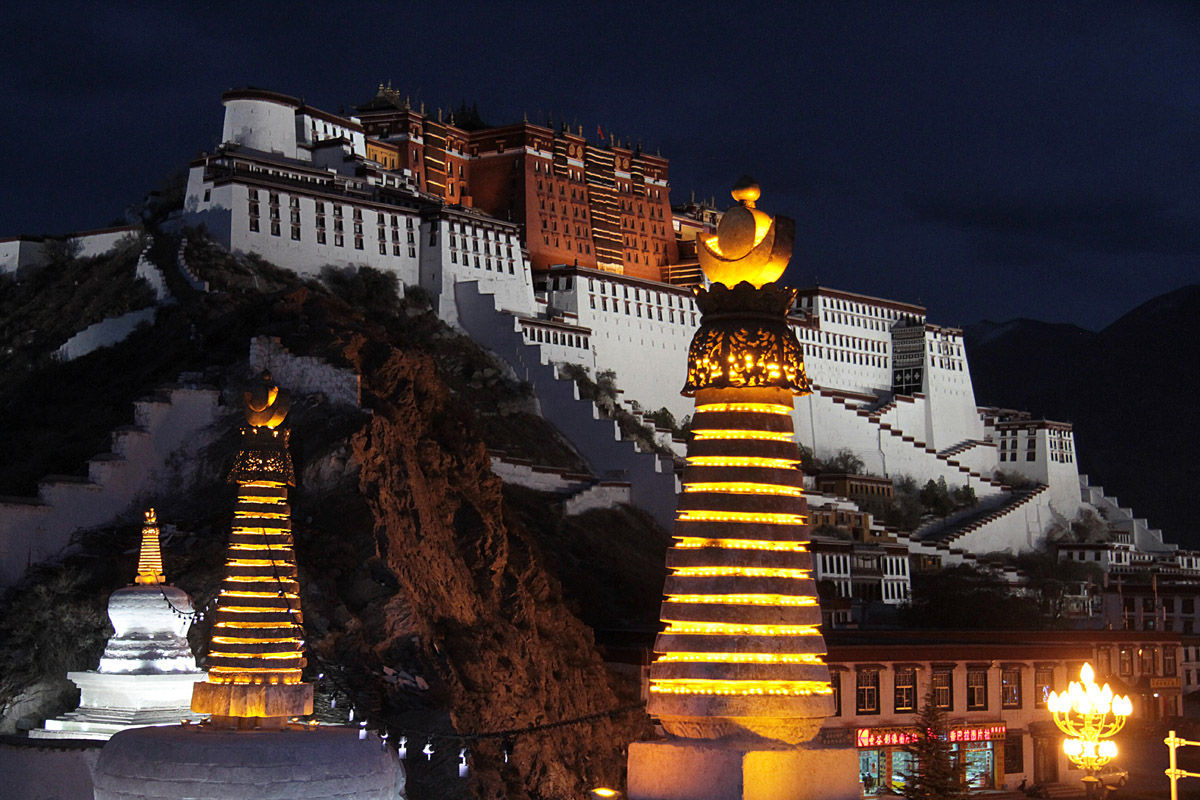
top-left (244, 370), bottom-right (290, 429)
top-left (134, 508), bottom-right (165, 585)
top-left (697, 176), bottom-right (794, 289)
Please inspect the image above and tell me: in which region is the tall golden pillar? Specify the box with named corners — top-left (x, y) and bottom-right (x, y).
top-left (190, 370), bottom-right (313, 726)
top-left (630, 179), bottom-right (859, 800)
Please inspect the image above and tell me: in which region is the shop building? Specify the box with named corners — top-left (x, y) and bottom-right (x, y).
top-left (819, 630), bottom-right (1182, 795)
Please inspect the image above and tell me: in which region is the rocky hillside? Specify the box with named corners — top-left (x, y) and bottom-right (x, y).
top-left (965, 284), bottom-right (1200, 550)
top-left (0, 233), bottom-right (665, 799)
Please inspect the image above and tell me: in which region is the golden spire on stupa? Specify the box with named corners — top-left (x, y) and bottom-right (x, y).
top-left (647, 180), bottom-right (830, 746)
top-left (191, 371), bottom-right (312, 727)
top-left (133, 508), bottom-right (165, 585)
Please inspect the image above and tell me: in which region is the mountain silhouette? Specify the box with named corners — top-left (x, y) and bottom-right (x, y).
top-left (965, 285), bottom-right (1200, 550)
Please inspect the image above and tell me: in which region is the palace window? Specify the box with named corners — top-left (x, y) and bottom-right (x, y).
top-left (1142, 647), bottom-right (1158, 675)
top-left (893, 668), bottom-right (916, 713)
top-left (1119, 648), bottom-right (1133, 676)
top-left (966, 668), bottom-right (988, 711)
top-left (1001, 667), bottom-right (1021, 709)
top-left (1166, 648), bottom-right (1178, 677)
top-left (856, 670), bottom-right (880, 715)
top-left (932, 669), bottom-right (953, 710)
top-left (831, 672), bottom-right (842, 717)
top-left (270, 221), bottom-right (280, 237)
top-left (317, 231), bottom-right (326, 244)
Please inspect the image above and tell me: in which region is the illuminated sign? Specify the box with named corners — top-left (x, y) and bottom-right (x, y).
top-left (856, 724), bottom-right (1006, 748)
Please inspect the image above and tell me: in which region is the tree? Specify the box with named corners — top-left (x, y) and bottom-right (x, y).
top-left (903, 564), bottom-right (1042, 629)
top-left (901, 690), bottom-right (967, 800)
top-left (825, 448), bottom-right (865, 475)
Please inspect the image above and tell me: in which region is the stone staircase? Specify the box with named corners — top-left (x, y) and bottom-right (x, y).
top-left (1079, 474), bottom-right (1171, 553)
top-left (817, 387), bottom-right (1007, 492)
top-left (0, 385), bottom-right (222, 587)
top-left (455, 280), bottom-right (678, 530)
top-left (916, 484), bottom-right (1049, 548)
top-left (55, 236), bottom-right (170, 362)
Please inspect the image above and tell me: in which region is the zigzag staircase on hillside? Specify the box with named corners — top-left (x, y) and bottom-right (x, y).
top-left (0, 385), bottom-right (221, 587)
top-left (914, 485), bottom-right (1049, 546)
top-left (815, 387), bottom-right (1007, 492)
top-left (454, 280), bottom-right (678, 530)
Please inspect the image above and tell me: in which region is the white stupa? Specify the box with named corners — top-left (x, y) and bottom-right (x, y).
top-left (31, 509), bottom-right (207, 740)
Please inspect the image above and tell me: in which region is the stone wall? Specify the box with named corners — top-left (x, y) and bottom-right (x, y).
top-left (249, 336), bottom-right (361, 408)
top-left (0, 386), bottom-right (222, 587)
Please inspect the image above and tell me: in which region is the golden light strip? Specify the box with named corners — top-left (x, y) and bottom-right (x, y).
top-left (662, 622), bottom-right (820, 636)
top-left (650, 680), bottom-right (832, 696)
top-left (211, 636), bottom-right (297, 644)
top-left (655, 652), bottom-right (824, 665)
top-left (208, 651), bottom-right (303, 660)
top-left (686, 457), bottom-right (800, 469)
top-left (674, 538), bottom-right (808, 552)
top-left (664, 594), bottom-right (818, 607)
top-left (694, 403), bottom-right (791, 415)
top-left (677, 511), bottom-right (806, 525)
top-left (683, 482), bottom-right (802, 497)
top-left (669, 567), bottom-right (810, 579)
top-left (692, 430), bottom-right (793, 442)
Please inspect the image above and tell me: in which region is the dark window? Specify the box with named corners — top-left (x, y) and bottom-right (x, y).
top-left (1001, 667), bottom-right (1021, 709)
top-left (967, 669), bottom-right (988, 710)
top-left (831, 672), bottom-right (841, 716)
top-left (932, 669), bottom-right (953, 710)
top-left (894, 668), bottom-right (916, 713)
top-left (1004, 736), bottom-right (1024, 774)
top-left (856, 670), bottom-right (880, 715)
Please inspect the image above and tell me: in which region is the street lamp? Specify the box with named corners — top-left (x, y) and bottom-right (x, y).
top-left (1047, 663), bottom-right (1133, 797)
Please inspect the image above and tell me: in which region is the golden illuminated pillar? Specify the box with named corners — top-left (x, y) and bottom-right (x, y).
top-left (647, 178), bottom-right (833, 745)
top-left (191, 371), bottom-right (313, 727)
top-left (134, 508), bottom-right (165, 585)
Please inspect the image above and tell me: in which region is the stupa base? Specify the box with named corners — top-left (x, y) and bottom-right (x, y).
top-left (628, 739), bottom-right (860, 800)
top-left (30, 671), bottom-right (208, 741)
top-left (190, 680), bottom-right (313, 718)
top-left (93, 723), bottom-right (404, 800)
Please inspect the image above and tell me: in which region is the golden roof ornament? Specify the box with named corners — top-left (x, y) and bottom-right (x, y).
top-left (244, 370), bottom-right (290, 428)
top-left (697, 177), bottom-right (795, 289)
top-left (230, 371), bottom-right (295, 486)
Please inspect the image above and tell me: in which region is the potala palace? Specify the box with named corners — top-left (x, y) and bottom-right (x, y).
top-left (0, 85), bottom-right (1188, 624)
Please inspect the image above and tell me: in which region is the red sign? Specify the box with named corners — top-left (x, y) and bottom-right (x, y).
top-left (856, 724), bottom-right (1006, 748)
top-left (948, 725), bottom-right (1005, 743)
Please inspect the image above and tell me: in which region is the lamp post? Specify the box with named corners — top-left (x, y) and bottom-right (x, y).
top-left (1047, 662), bottom-right (1133, 798)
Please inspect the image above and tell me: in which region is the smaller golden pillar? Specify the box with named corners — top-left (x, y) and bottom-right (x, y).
top-left (133, 508), bottom-right (165, 585)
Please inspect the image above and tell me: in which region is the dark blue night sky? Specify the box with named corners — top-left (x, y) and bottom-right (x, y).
top-left (2, 1), bottom-right (1197, 329)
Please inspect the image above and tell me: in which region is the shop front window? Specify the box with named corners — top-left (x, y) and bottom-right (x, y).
top-left (859, 749), bottom-right (884, 796)
top-left (890, 750), bottom-right (915, 793)
top-left (958, 741), bottom-right (995, 789)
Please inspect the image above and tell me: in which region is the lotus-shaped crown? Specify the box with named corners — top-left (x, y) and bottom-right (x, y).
top-left (698, 177), bottom-right (794, 289)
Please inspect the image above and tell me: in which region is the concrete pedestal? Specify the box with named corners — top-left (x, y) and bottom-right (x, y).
top-left (93, 723), bottom-right (404, 799)
top-left (628, 740), bottom-right (861, 800)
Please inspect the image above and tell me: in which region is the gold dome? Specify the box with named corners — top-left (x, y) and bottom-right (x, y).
top-left (697, 178), bottom-right (794, 289)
